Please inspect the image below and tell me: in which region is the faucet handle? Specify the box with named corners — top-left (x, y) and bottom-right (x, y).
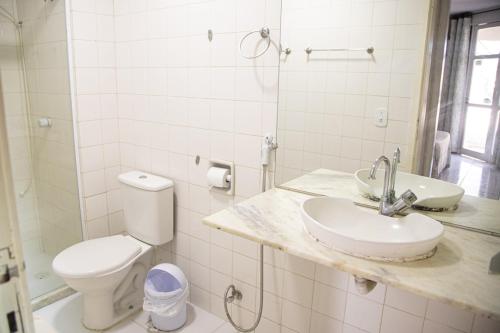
top-left (400, 189), bottom-right (417, 204)
top-left (392, 190), bottom-right (417, 213)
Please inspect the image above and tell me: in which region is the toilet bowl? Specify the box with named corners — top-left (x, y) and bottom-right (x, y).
top-left (52, 235), bottom-right (153, 329)
top-left (52, 171), bottom-right (174, 330)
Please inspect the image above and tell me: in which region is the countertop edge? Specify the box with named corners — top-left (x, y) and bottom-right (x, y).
top-left (202, 217), bottom-right (500, 321)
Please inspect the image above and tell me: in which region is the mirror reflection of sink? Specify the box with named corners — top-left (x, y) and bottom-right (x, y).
top-left (301, 197), bottom-right (444, 262)
top-left (354, 169), bottom-right (465, 210)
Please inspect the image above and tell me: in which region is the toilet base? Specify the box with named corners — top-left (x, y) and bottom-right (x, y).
top-left (80, 242), bottom-right (154, 330)
top-left (82, 292), bottom-right (142, 330)
top-left (82, 291), bottom-right (115, 330)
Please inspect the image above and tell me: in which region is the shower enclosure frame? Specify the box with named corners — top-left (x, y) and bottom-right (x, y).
top-left (0, 77), bottom-right (35, 333)
top-left (64, 0), bottom-right (87, 242)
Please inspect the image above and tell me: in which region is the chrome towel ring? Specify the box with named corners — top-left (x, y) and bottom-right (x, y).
top-left (239, 27), bottom-right (271, 59)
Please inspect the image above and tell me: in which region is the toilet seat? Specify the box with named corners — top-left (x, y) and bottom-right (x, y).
top-left (52, 235), bottom-right (142, 278)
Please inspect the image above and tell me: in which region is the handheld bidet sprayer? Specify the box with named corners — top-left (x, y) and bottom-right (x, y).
top-left (261, 133), bottom-right (278, 167)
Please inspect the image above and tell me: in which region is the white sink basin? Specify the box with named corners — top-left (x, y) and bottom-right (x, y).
top-left (301, 197), bottom-right (444, 262)
top-left (354, 169), bottom-right (464, 210)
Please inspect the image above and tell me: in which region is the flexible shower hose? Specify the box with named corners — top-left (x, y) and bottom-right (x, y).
top-left (223, 243), bottom-right (264, 332)
top-left (222, 165), bottom-right (268, 332)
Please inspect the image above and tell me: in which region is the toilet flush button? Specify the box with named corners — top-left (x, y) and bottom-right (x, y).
top-left (374, 107), bottom-right (388, 128)
top-left (139, 175), bottom-right (147, 179)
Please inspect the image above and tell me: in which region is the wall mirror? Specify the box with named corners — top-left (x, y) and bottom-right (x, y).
top-left (274, 0), bottom-right (500, 236)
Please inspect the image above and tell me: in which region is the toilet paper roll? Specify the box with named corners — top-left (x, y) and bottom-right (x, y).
top-left (207, 167), bottom-right (231, 188)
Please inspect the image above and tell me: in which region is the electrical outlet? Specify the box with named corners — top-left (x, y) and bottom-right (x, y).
top-left (374, 107), bottom-right (388, 127)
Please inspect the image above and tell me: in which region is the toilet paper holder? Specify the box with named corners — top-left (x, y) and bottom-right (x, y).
top-left (208, 159), bottom-right (234, 196)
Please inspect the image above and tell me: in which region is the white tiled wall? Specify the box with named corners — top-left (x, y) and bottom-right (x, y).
top-left (66, 1), bottom-right (500, 333)
top-left (68, 0), bottom-right (122, 238)
top-left (275, 0), bottom-right (430, 183)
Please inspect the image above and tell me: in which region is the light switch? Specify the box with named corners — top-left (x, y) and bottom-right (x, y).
top-left (374, 107), bottom-right (388, 127)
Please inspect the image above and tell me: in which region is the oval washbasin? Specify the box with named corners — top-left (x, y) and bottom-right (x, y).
top-left (301, 197), bottom-right (444, 262)
top-left (354, 169), bottom-right (464, 210)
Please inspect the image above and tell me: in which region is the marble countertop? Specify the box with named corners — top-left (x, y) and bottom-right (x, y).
top-left (280, 169), bottom-right (500, 236)
top-left (203, 187), bottom-right (500, 320)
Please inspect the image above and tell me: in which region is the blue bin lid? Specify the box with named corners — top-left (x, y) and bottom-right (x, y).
top-left (145, 264), bottom-right (187, 300)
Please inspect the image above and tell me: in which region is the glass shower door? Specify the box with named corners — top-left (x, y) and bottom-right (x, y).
top-left (1, 0), bottom-right (83, 302)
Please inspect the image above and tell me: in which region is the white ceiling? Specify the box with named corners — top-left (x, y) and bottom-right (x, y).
top-left (450, 0), bottom-right (500, 14)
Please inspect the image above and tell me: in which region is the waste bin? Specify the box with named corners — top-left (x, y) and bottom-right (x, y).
top-left (143, 264), bottom-right (188, 331)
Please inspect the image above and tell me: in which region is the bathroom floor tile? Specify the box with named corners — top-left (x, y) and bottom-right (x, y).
top-left (34, 293), bottom-right (94, 333)
top-left (26, 251), bottom-right (65, 299)
top-left (214, 322), bottom-right (239, 332)
top-left (439, 153), bottom-right (500, 200)
top-left (166, 303), bottom-right (225, 333)
top-left (35, 293), bottom-right (228, 333)
top-left (107, 320), bottom-right (146, 333)
top-left (33, 316), bottom-right (58, 333)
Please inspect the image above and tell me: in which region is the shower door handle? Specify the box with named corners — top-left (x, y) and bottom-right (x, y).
top-left (0, 264), bottom-right (19, 285)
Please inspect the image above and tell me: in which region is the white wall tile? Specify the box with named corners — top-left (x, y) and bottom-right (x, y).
top-left (233, 253), bottom-right (257, 286)
top-left (310, 311), bottom-right (343, 333)
top-left (422, 320), bottom-right (464, 333)
top-left (472, 315), bottom-right (500, 333)
top-left (345, 293), bottom-right (383, 333)
top-left (263, 263), bottom-right (284, 296)
top-left (372, 1), bottom-right (397, 26)
top-left (281, 300), bottom-right (311, 333)
top-left (426, 300), bottom-right (474, 332)
top-left (343, 323), bottom-right (370, 333)
top-left (283, 271), bottom-right (314, 307)
top-left (79, 146), bottom-right (104, 172)
top-left (312, 282), bottom-right (347, 321)
top-left (82, 170), bottom-right (106, 196)
top-left (385, 286), bottom-right (427, 317)
top-left (72, 12), bottom-right (97, 40)
top-left (380, 306), bottom-right (423, 333)
top-left (283, 254), bottom-right (315, 279)
top-left (190, 260), bottom-right (210, 290)
top-left (86, 215), bottom-right (109, 239)
top-left (314, 264), bottom-right (349, 291)
top-left (210, 244), bottom-right (233, 275)
top-left (190, 237), bottom-right (210, 266)
top-left (84, 193), bottom-right (108, 220)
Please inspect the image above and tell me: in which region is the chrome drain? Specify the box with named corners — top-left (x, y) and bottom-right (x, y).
top-left (34, 272), bottom-right (50, 280)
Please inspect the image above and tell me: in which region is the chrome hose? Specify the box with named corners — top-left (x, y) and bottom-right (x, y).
top-left (223, 243), bottom-right (264, 332)
top-left (222, 137), bottom-right (275, 331)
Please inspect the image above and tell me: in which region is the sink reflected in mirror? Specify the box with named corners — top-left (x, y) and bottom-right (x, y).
top-left (355, 169), bottom-right (465, 211)
top-left (301, 197), bottom-right (444, 262)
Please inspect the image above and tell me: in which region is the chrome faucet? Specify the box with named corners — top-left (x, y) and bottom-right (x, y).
top-left (369, 149), bottom-right (417, 216)
top-left (388, 147), bottom-right (400, 203)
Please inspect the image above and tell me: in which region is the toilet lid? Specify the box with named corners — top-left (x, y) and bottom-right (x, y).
top-left (52, 235), bottom-right (142, 278)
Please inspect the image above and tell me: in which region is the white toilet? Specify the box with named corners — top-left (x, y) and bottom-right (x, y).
top-left (52, 171), bottom-right (174, 330)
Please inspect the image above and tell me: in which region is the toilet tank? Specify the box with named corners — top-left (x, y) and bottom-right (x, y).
top-left (118, 171), bottom-right (174, 245)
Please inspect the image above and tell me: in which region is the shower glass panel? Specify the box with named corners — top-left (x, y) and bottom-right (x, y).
top-left (0, 0), bottom-right (82, 299)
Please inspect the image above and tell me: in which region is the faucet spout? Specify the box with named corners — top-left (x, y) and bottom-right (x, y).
top-left (368, 149), bottom-right (417, 216)
top-left (369, 156), bottom-right (391, 204)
